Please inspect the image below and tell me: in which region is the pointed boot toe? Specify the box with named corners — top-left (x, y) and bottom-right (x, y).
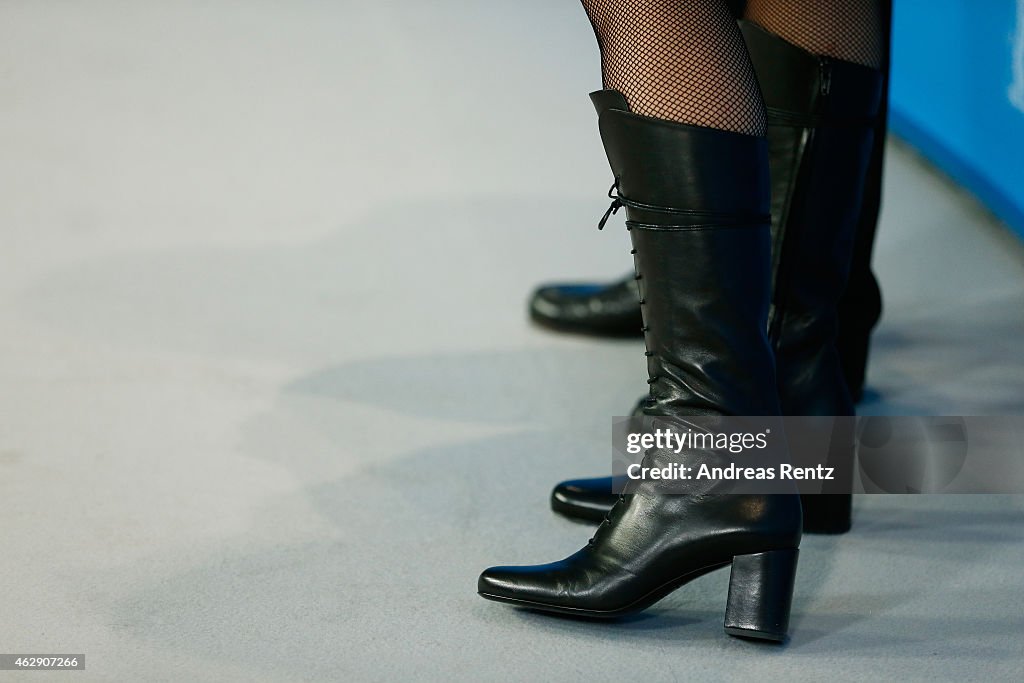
top-left (477, 565), bottom-right (525, 602)
top-left (477, 561), bottom-right (571, 609)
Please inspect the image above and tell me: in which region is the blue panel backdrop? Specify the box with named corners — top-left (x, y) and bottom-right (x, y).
top-left (889, 0), bottom-right (1024, 240)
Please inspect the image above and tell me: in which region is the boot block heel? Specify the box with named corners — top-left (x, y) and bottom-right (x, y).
top-left (724, 548), bottom-right (799, 642)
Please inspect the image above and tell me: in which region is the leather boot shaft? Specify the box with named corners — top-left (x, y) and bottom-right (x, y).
top-left (592, 91), bottom-right (780, 417)
top-left (741, 21), bottom-right (884, 417)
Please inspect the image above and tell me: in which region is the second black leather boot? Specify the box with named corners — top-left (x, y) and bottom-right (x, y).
top-left (837, 0), bottom-right (892, 404)
top-left (479, 92), bottom-right (802, 641)
top-left (550, 26), bottom-right (884, 535)
top-left (749, 22), bottom-right (883, 532)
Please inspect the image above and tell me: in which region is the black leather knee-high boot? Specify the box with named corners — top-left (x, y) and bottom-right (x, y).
top-left (549, 28), bottom-right (883, 535)
top-left (746, 21), bottom-right (884, 532)
top-left (837, 0), bottom-right (892, 404)
top-left (479, 92), bottom-right (803, 641)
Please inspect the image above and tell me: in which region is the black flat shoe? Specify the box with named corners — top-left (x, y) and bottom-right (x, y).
top-left (528, 275), bottom-right (643, 338)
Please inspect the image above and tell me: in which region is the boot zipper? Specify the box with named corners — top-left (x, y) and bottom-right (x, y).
top-left (819, 61), bottom-right (832, 97)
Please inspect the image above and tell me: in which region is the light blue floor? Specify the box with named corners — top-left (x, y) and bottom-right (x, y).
top-left (1, 2), bottom-right (1022, 681)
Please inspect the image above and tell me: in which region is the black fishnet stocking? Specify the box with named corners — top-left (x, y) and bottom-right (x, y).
top-left (743, 0), bottom-right (884, 68)
top-left (580, 0), bottom-right (766, 136)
